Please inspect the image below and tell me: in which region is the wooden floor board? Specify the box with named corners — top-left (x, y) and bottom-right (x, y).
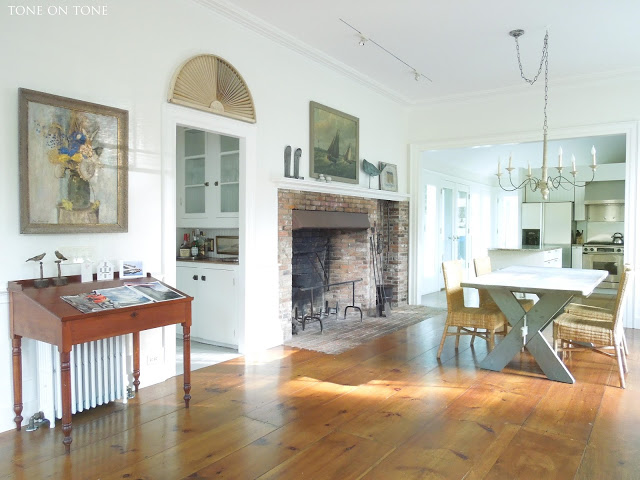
top-left (2, 310), bottom-right (637, 479)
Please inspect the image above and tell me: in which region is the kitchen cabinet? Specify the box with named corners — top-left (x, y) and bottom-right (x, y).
top-left (573, 186), bottom-right (586, 221)
top-left (571, 246), bottom-right (583, 268)
top-left (521, 203), bottom-right (542, 230)
top-left (176, 128), bottom-right (239, 229)
top-left (488, 248), bottom-right (562, 270)
top-left (176, 262), bottom-right (238, 347)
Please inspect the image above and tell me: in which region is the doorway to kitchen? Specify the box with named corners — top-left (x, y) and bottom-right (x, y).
top-left (418, 170), bottom-right (479, 298)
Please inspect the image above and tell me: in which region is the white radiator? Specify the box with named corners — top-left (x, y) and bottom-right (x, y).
top-left (36, 336), bottom-right (129, 424)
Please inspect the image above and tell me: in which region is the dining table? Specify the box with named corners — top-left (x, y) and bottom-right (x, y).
top-left (462, 265), bottom-right (608, 383)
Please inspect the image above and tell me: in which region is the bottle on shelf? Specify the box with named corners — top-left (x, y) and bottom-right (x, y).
top-left (190, 230), bottom-right (199, 257)
top-left (199, 231), bottom-right (206, 257)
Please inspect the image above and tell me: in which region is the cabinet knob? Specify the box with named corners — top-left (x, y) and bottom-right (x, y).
top-left (130, 311), bottom-right (138, 318)
top-left (201, 275), bottom-right (206, 281)
top-left (192, 275), bottom-right (198, 280)
top-left (204, 181), bottom-right (210, 187)
top-left (214, 181), bottom-right (219, 186)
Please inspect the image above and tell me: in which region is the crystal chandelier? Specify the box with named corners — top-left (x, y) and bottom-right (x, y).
top-left (497, 29), bottom-right (597, 200)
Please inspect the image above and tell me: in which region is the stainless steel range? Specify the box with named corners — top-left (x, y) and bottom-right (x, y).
top-left (582, 243), bottom-right (625, 289)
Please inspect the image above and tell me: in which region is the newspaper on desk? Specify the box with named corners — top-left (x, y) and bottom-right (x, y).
top-left (61, 281), bottom-right (185, 313)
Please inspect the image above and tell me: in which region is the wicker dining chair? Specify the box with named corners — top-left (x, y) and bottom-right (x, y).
top-left (562, 264), bottom-right (631, 356)
top-left (473, 256), bottom-right (535, 334)
top-left (553, 266), bottom-right (633, 388)
top-left (437, 260), bottom-right (505, 359)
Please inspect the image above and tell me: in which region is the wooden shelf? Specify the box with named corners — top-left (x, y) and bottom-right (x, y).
top-left (274, 177), bottom-right (410, 202)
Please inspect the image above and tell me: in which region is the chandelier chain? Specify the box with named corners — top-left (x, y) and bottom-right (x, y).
top-left (514, 31), bottom-right (549, 135)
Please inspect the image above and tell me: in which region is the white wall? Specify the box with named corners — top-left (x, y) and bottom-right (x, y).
top-left (0, 0), bottom-right (409, 433)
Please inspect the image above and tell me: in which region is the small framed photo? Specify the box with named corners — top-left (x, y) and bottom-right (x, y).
top-left (379, 162), bottom-right (398, 192)
top-left (97, 259), bottom-right (114, 281)
top-left (119, 260), bottom-right (145, 279)
top-left (216, 236), bottom-right (239, 255)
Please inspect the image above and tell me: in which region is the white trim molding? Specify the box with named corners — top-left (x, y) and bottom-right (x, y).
top-left (275, 177), bottom-right (409, 202)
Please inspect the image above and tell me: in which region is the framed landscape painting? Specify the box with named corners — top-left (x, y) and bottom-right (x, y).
top-left (19, 88), bottom-right (128, 233)
top-left (309, 101), bottom-right (359, 184)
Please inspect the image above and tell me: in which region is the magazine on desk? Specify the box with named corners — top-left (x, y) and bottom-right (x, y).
top-left (61, 281), bottom-right (185, 313)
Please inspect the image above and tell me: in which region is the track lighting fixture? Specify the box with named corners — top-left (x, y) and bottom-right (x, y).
top-left (340, 18), bottom-right (432, 83)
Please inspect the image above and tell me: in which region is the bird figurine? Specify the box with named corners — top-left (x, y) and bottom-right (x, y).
top-left (55, 251), bottom-right (68, 261)
top-left (26, 253), bottom-right (49, 287)
top-left (26, 253), bottom-right (46, 262)
top-left (362, 159), bottom-right (381, 189)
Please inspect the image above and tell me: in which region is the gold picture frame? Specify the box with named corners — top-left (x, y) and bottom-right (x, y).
top-left (309, 101), bottom-right (359, 184)
top-left (19, 88), bottom-right (128, 233)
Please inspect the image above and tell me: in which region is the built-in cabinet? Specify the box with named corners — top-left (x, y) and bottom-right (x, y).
top-left (176, 262), bottom-right (238, 347)
top-left (571, 246), bottom-right (583, 268)
top-left (176, 128), bottom-right (239, 229)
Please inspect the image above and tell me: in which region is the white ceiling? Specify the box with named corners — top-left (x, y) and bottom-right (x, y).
top-left (208, 0), bottom-right (640, 104)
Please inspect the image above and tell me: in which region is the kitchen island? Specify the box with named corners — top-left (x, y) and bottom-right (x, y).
top-left (488, 247), bottom-right (562, 270)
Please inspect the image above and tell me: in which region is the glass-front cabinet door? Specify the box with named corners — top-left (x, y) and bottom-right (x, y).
top-left (183, 129), bottom-right (207, 216)
top-left (219, 135), bottom-right (239, 216)
top-left (176, 128), bottom-right (240, 228)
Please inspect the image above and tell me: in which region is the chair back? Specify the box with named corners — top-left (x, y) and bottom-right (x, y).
top-left (612, 266), bottom-right (633, 331)
top-left (473, 257), bottom-right (494, 307)
top-left (442, 260), bottom-right (465, 311)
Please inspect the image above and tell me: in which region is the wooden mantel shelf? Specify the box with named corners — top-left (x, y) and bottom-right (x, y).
top-left (274, 177), bottom-right (410, 202)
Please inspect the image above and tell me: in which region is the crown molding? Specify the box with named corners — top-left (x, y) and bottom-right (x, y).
top-left (411, 67), bottom-right (640, 108)
top-left (193, 0), bottom-right (412, 105)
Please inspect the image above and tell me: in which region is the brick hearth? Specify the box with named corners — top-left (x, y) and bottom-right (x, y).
top-left (278, 189), bottom-right (409, 342)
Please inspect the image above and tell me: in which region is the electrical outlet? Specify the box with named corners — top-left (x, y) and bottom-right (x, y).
top-left (147, 354), bottom-right (160, 365)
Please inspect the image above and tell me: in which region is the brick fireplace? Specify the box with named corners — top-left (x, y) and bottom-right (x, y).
top-left (278, 188), bottom-right (409, 342)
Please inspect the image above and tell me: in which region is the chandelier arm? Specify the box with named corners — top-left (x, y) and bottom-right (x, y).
top-left (498, 175), bottom-right (538, 192)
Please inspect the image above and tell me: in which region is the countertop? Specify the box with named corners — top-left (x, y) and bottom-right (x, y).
top-left (488, 247), bottom-right (562, 252)
top-left (176, 256), bottom-right (239, 265)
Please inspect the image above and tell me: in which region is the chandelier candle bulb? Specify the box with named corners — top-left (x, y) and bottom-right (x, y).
top-left (558, 147), bottom-right (563, 168)
top-left (508, 154), bottom-right (512, 169)
top-left (497, 159), bottom-right (501, 176)
top-left (571, 155), bottom-right (576, 173)
top-left (528, 162), bottom-right (532, 176)
top-left (591, 146), bottom-right (597, 166)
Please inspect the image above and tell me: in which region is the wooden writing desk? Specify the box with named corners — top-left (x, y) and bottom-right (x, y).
top-left (9, 273), bottom-right (193, 453)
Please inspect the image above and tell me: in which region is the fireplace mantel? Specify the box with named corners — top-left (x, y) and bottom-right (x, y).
top-left (274, 177), bottom-right (410, 202)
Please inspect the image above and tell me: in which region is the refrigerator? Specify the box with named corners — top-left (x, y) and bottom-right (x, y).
top-left (542, 202), bottom-right (573, 267)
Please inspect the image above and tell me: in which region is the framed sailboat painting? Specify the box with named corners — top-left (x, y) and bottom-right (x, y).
top-left (309, 102), bottom-right (359, 184)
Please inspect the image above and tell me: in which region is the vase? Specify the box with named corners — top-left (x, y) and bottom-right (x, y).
top-left (67, 171), bottom-right (91, 209)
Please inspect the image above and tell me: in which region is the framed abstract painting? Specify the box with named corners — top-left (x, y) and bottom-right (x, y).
top-left (19, 88), bottom-right (128, 233)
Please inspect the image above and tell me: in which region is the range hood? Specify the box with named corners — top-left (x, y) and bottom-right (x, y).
top-left (584, 200), bottom-right (625, 222)
top-left (292, 210), bottom-right (370, 230)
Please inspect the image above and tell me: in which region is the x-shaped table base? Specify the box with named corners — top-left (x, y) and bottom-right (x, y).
top-left (479, 289), bottom-right (574, 383)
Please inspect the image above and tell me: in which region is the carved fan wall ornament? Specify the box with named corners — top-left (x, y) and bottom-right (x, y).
top-left (168, 54), bottom-right (256, 123)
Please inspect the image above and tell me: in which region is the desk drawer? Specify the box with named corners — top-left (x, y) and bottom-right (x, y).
top-left (68, 301), bottom-right (191, 344)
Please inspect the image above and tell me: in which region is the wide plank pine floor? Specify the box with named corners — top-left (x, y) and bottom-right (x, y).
top-left (2, 309), bottom-right (638, 479)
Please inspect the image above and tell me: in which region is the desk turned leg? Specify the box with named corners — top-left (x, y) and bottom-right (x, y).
top-left (12, 336), bottom-right (23, 430)
top-left (132, 331), bottom-right (140, 392)
top-left (182, 323), bottom-right (191, 408)
top-left (60, 350), bottom-right (72, 453)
